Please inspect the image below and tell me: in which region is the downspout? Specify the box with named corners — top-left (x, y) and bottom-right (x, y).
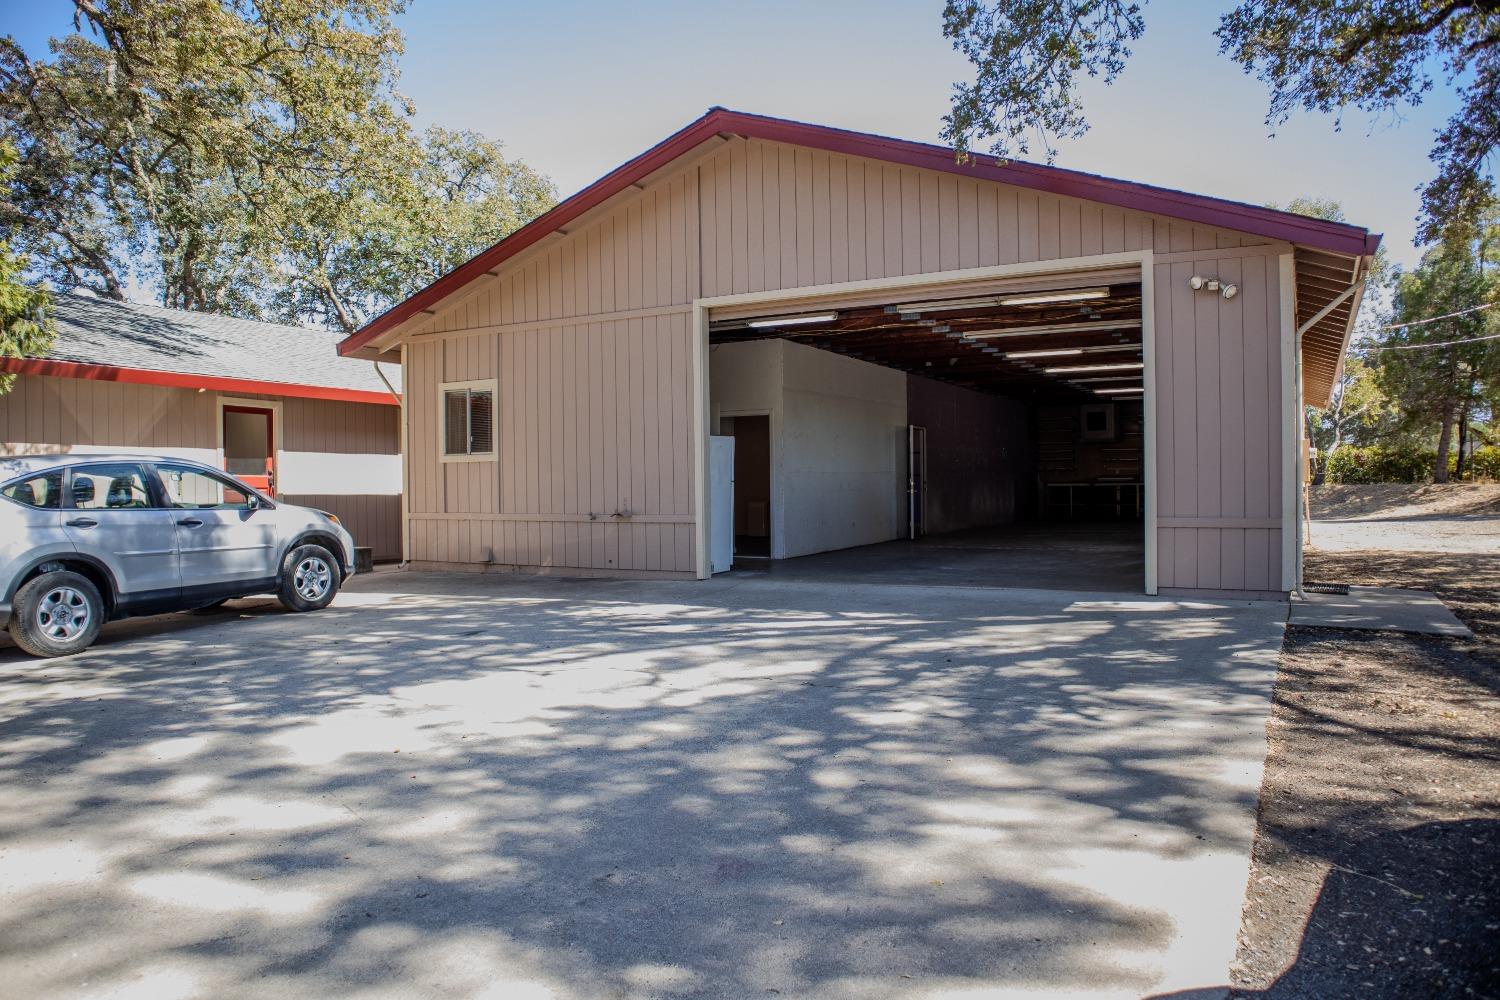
top-left (373, 360), bottom-right (401, 403)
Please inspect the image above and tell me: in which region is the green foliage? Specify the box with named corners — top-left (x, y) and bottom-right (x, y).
top-left (0, 140), bottom-right (51, 393)
top-left (1325, 444), bottom-right (1445, 484)
top-left (0, 0), bottom-right (556, 330)
top-left (1218, 0), bottom-right (1500, 243)
top-left (1471, 445), bottom-right (1500, 481)
top-left (942, 1), bottom-right (1499, 238)
top-left (941, 1), bottom-right (1144, 161)
top-left (1371, 203), bottom-right (1500, 480)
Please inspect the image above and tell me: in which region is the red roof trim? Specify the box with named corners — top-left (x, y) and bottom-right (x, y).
top-left (340, 107), bottom-right (1381, 357)
top-left (1, 357), bottom-right (400, 406)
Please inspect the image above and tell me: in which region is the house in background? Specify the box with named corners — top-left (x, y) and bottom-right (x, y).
top-left (0, 294), bottom-right (403, 562)
top-left (338, 107), bottom-right (1379, 599)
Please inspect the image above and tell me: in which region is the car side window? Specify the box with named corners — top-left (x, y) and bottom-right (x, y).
top-left (1, 470), bottom-right (64, 509)
top-left (156, 465), bottom-right (255, 510)
top-left (69, 464), bottom-right (154, 510)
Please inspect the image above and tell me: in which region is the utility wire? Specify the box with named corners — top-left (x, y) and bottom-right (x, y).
top-left (1376, 299), bottom-right (1499, 330)
top-left (1364, 330), bottom-right (1500, 351)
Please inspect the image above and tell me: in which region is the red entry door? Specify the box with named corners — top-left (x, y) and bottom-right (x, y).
top-left (223, 405), bottom-right (276, 496)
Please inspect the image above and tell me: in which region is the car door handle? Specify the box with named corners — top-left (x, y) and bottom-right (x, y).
top-left (65, 517), bottom-right (97, 528)
top-left (177, 517), bottom-right (204, 527)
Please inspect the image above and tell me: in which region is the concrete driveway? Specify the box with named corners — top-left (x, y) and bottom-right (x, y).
top-left (0, 572), bottom-right (1285, 999)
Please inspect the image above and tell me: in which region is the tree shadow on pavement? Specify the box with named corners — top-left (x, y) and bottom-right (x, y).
top-left (0, 572), bottom-right (1286, 999)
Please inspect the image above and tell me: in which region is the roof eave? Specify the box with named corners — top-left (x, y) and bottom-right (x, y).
top-left (340, 107), bottom-right (1381, 356)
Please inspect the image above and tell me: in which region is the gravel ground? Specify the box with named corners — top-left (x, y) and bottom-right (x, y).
top-left (1229, 497), bottom-right (1500, 997)
top-left (1306, 483), bottom-right (1500, 554)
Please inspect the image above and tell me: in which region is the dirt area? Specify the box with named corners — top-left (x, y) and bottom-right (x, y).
top-left (1229, 545), bottom-right (1500, 997)
top-left (1306, 484), bottom-right (1500, 555)
top-left (1310, 482), bottom-right (1500, 520)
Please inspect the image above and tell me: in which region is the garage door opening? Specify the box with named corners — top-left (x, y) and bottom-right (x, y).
top-left (705, 271), bottom-right (1147, 594)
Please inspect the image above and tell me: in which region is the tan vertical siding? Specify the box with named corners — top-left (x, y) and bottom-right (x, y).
top-left (1153, 251), bottom-right (1283, 593)
top-left (403, 133), bottom-right (1285, 590)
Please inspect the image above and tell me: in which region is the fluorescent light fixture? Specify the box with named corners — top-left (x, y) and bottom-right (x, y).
top-left (893, 296), bottom-right (1000, 313)
top-left (999, 287), bottom-right (1110, 307)
top-left (1043, 362), bottom-right (1146, 374)
top-left (1005, 348), bottom-right (1083, 359)
top-left (1095, 387), bottom-right (1144, 394)
top-left (745, 311), bottom-right (837, 328)
top-left (1070, 376), bottom-right (1143, 384)
top-left (967, 319), bottom-right (1142, 339)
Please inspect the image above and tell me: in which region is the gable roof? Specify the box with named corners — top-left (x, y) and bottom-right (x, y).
top-left (338, 107), bottom-right (1381, 358)
top-left (7, 294), bottom-right (399, 405)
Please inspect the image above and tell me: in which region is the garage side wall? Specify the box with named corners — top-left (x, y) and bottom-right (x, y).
top-left (1153, 249), bottom-right (1285, 594)
top-left (407, 134), bottom-right (1285, 587)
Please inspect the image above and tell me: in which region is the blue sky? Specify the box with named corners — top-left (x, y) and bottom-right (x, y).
top-left (2, 0), bottom-right (1468, 273)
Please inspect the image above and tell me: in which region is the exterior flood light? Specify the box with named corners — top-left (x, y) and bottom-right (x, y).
top-left (999, 287), bottom-right (1110, 306)
top-left (745, 311), bottom-right (838, 328)
top-left (1189, 275), bottom-right (1239, 300)
top-left (1043, 362), bottom-right (1145, 374)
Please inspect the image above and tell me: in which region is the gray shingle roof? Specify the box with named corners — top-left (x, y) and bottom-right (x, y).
top-left (38, 294), bottom-right (400, 395)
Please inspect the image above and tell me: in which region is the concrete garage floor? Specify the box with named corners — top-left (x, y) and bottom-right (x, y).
top-left (737, 522), bottom-right (1145, 594)
top-left (0, 571), bottom-right (1281, 999)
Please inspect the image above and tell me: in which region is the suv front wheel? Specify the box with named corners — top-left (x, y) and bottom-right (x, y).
top-left (9, 570), bottom-right (106, 658)
top-left (277, 544), bottom-right (341, 613)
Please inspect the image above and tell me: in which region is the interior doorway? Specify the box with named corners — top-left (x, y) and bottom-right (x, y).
top-left (724, 414), bottom-right (771, 558)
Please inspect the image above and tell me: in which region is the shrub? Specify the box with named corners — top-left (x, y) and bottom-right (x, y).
top-left (1324, 443), bottom-right (1498, 483)
top-left (1469, 446), bottom-right (1500, 482)
top-left (1325, 445), bottom-right (1436, 484)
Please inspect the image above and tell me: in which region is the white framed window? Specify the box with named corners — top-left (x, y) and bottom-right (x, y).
top-left (439, 379), bottom-right (497, 462)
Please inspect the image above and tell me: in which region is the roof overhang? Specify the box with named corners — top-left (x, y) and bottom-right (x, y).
top-left (340, 107), bottom-right (1383, 368)
top-left (1, 357), bottom-right (401, 406)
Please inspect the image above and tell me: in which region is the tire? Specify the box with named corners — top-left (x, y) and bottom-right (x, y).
top-left (8, 570), bottom-right (106, 658)
top-left (277, 544), bottom-right (341, 613)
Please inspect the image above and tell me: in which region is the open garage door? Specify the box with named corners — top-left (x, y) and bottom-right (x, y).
top-left (704, 266), bottom-right (1148, 594)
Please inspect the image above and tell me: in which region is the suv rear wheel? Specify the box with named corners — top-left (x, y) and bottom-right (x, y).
top-left (277, 544), bottom-right (340, 612)
top-left (9, 570), bottom-right (106, 658)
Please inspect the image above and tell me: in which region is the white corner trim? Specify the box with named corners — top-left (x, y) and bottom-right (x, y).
top-left (1278, 253), bottom-right (1300, 594)
top-left (1140, 250), bottom-right (1158, 596)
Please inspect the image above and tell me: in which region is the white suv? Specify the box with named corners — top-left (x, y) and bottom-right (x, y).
top-left (0, 454), bottom-right (356, 658)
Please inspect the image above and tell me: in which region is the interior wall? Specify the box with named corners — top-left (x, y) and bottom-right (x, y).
top-left (710, 339), bottom-right (907, 559)
top-left (906, 376), bottom-right (1032, 534)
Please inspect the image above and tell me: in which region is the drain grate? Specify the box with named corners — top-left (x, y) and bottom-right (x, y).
top-left (1303, 581), bottom-right (1350, 595)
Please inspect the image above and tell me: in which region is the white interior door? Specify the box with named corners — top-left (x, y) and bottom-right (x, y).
top-left (709, 435), bottom-right (735, 574)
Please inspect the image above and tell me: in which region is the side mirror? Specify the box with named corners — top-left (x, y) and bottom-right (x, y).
top-left (246, 495), bottom-right (261, 510)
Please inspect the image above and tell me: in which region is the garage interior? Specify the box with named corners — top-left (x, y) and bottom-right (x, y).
top-left (708, 273), bottom-right (1147, 593)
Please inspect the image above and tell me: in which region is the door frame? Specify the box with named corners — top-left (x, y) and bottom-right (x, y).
top-left (719, 408), bottom-right (775, 559)
top-left (216, 395), bottom-right (283, 497)
top-left (691, 250), bottom-right (1158, 593)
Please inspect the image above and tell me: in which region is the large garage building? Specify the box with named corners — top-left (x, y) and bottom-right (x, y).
top-left (338, 109), bottom-right (1379, 598)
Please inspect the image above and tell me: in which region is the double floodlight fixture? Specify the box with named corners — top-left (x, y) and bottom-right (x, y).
top-left (1188, 275), bottom-right (1239, 300)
